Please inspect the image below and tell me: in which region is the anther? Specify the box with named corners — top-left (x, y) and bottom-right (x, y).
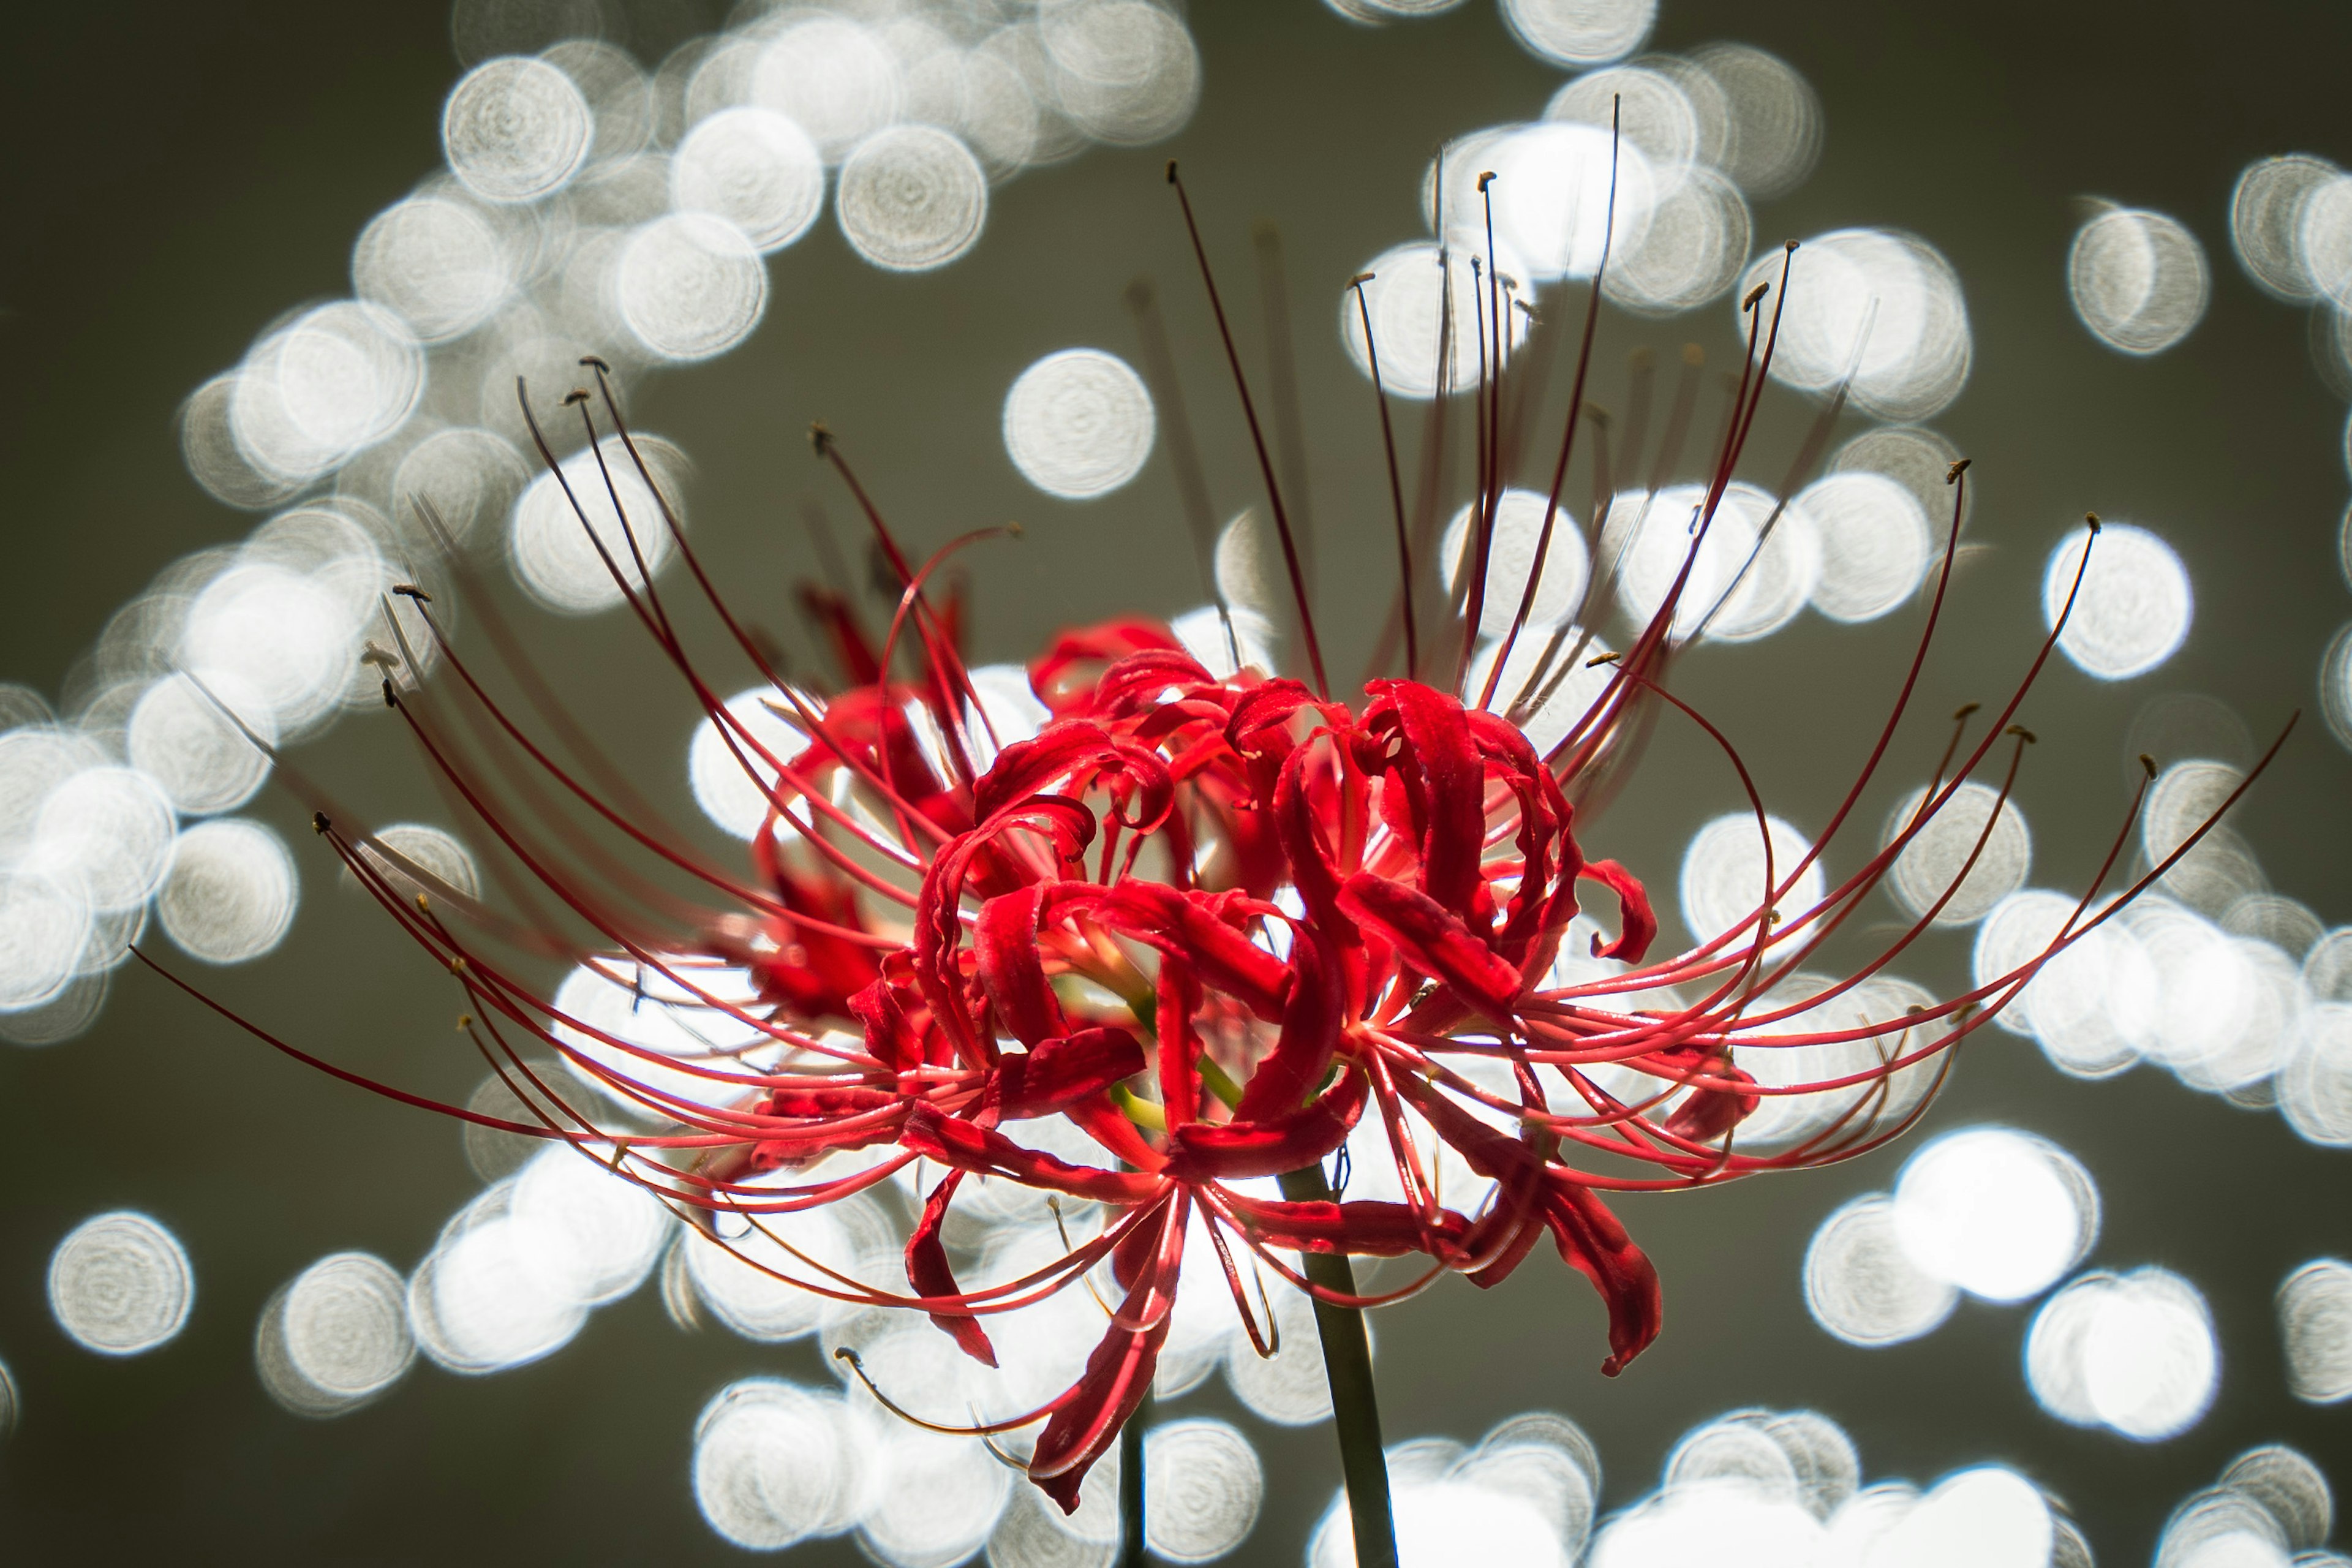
top-left (2140, 753), bottom-right (2157, 777)
top-left (1515, 298), bottom-right (1538, 320)
top-left (1005, 521), bottom-right (1024, 538)
top-left (1945, 458), bottom-right (1972, 484)
top-left (1165, 159), bottom-right (1178, 184)
top-left (1743, 282), bottom-right (1770, 311)
top-left (415, 893), bottom-right (431, 913)
top-left (809, 421), bottom-right (833, 457)
top-left (1784, 238), bottom-right (1800, 253)
top-left (360, 643), bottom-right (397, 670)
top-left (2084, 511), bottom-right (2101, 533)
top-left (1477, 170), bottom-right (1497, 191)
top-left (391, 583), bottom-right (432, 604)
top-left (562, 388), bottom-right (591, 407)
top-left (1586, 650), bottom-right (1623, 667)
top-left (2006, 725), bottom-right (2037, 743)
top-left (1953, 701), bottom-right (1981, 720)
top-left (382, 679), bottom-right (399, 709)
top-left (456, 1014), bottom-right (473, 1031)
top-left (1347, 271), bottom-right (1376, 288)
top-left (450, 956), bottom-right (469, 976)
top-left (578, 355), bottom-right (611, 373)
top-left (609, 1139), bottom-right (630, 1172)
top-left (311, 812), bottom-right (332, 835)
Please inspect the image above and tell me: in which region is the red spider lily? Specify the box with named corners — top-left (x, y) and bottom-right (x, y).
top-left (141, 191), bottom-right (2289, 1526)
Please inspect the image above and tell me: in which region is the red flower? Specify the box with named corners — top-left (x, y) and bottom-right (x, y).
top-left (148, 262), bottom-right (2279, 1517)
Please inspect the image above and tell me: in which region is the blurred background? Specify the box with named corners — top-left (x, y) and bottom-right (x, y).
top-left (1, 0), bottom-right (2348, 1561)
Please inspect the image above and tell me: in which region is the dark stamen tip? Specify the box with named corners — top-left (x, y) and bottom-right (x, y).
top-left (2007, 724), bottom-right (2037, 743)
top-left (2084, 511), bottom-right (2101, 533)
top-left (382, 679), bottom-right (399, 709)
top-left (1348, 271), bottom-right (1376, 288)
top-left (391, 582), bottom-right (432, 603)
top-left (578, 354), bottom-right (611, 372)
top-left (1784, 238), bottom-right (1800, 253)
top-left (1945, 458), bottom-right (1972, 483)
top-left (1164, 159), bottom-right (1178, 184)
top-left (311, 812), bottom-right (332, 835)
top-left (1742, 282), bottom-right (1770, 311)
top-left (1005, 521), bottom-right (1025, 538)
top-left (2140, 753), bottom-right (2158, 777)
top-left (455, 1013), bottom-right (473, 1031)
top-left (809, 421), bottom-right (833, 457)
top-left (1953, 701), bottom-right (1981, 720)
top-left (1586, 651), bottom-right (1622, 667)
top-left (1477, 170), bottom-right (1498, 190)
top-left (562, 388), bottom-right (591, 407)
top-left (413, 892), bottom-right (430, 914)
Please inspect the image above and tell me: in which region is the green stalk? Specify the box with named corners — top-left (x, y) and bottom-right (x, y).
top-left (1119, 1390), bottom-right (1152, 1567)
top-left (1278, 1164), bottom-right (1398, 1568)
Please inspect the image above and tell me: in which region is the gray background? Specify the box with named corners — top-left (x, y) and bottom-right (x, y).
top-left (1, 0), bottom-right (2348, 1560)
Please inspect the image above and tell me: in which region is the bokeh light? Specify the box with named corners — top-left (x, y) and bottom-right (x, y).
top-left (1002, 349), bottom-right (1156, 500)
top-left (1794, 471), bottom-right (1932, 622)
top-left (48, 1211), bottom-right (194, 1357)
top-left (1679, 811), bottom-right (1822, 946)
top-left (687, 686), bottom-right (811, 842)
top-left (669, 107), bottom-right (825, 254)
top-left (2068, 203), bottom-right (2210, 355)
top-left (2277, 1257), bottom-right (2352, 1403)
top-left (508, 432), bottom-right (688, 613)
top-left (2230, 153), bottom-right (2340, 302)
top-left (1145, 1419), bottom-right (1262, 1562)
top-left (256, 1252), bottom-right (415, 1418)
top-left (1441, 488), bottom-right (1591, 640)
top-left (156, 818), bottom-right (299, 965)
top-left (1739, 228), bottom-right (1972, 421)
top-left (2027, 1266), bottom-right (2219, 1439)
top-left (1882, 780), bottom-right (2032, 927)
top-left (1605, 481), bottom-right (1819, 643)
top-left (835, 124), bottom-right (989, 273)
top-left (1342, 240), bottom-right (1532, 399)
top-left (1499, 0), bottom-right (1656, 68)
top-left (1890, 1126), bottom-right (2098, 1304)
top-left (1803, 1194), bottom-right (1960, 1347)
top-left (616, 211), bottom-right (767, 361)
top-left (2042, 519), bottom-right (2193, 680)
top-left (442, 55), bottom-right (593, 205)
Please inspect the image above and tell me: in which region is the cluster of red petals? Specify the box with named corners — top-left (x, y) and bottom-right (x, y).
top-left (817, 633), bottom-right (1673, 1504)
top-left (184, 375), bottom-right (2256, 1517)
top-left (255, 559), bottom-right (2076, 1513)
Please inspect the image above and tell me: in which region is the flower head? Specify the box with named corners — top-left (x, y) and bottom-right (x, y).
top-left (149, 220), bottom-right (2275, 1518)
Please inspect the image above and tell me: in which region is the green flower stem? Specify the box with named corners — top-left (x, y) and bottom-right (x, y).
top-left (1278, 1164), bottom-right (1398, 1568)
top-left (1120, 1389), bottom-right (1152, 1567)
